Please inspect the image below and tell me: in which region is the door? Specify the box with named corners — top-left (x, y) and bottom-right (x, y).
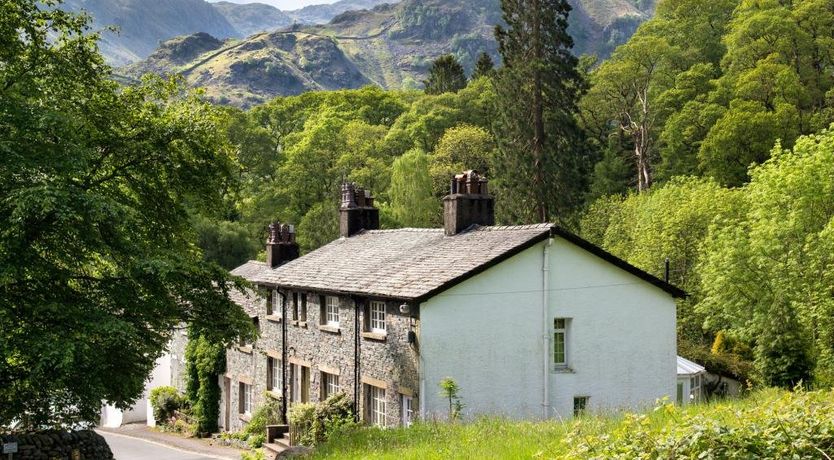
top-left (223, 377), bottom-right (231, 430)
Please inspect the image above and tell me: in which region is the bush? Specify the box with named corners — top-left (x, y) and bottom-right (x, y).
top-left (240, 449), bottom-right (265, 460)
top-left (150, 386), bottom-right (185, 424)
top-left (289, 393), bottom-right (356, 447)
top-left (246, 433), bottom-right (266, 449)
top-left (242, 397), bottom-right (283, 440)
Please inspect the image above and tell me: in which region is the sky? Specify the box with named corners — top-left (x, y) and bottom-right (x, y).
top-left (206, 0), bottom-right (338, 11)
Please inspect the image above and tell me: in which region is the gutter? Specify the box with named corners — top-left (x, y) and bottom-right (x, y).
top-left (542, 235), bottom-right (553, 419)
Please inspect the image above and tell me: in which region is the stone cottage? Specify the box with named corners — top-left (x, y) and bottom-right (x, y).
top-left (220, 171), bottom-right (685, 432)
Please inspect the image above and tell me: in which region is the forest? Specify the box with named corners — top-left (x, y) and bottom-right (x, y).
top-left (204, 0), bottom-right (834, 390)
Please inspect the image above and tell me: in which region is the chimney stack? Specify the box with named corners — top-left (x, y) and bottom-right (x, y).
top-left (340, 182), bottom-right (379, 238)
top-left (443, 170), bottom-right (494, 236)
top-left (266, 222), bottom-right (300, 268)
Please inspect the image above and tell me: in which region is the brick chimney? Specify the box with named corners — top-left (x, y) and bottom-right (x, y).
top-left (443, 170), bottom-right (495, 236)
top-left (266, 222), bottom-right (300, 268)
top-left (340, 182), bottom-right (380, 238)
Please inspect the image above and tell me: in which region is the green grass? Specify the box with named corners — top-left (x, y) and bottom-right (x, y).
top-left (310, 389), bottom-right (834, 459)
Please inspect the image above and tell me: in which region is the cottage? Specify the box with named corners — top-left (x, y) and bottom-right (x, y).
top-left (220, 171), bottom-right (684, 433)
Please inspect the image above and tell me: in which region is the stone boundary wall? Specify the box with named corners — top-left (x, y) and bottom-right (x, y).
top-left (0, 430), bottom-right (113, 460)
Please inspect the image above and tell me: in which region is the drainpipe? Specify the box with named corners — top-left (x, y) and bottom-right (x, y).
top-left (276, 289), bottom-right (288, 423)
top-left (542, 235), bottom-right (554, 419)
top-left (354, 300), bottom-right (361, 422)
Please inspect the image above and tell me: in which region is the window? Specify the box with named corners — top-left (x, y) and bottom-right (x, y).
top-left (263, 288), bottom-right (275, 316)
top-left (291, 364), bottom-right (310, 403)
top-left (267, 357), bottom-right (281, 392)
top-left (239, 383), bottom-right (252, 415)
top-left (401, 394), bottom-right (414, 427)
top-left (292, 292), bottom-right (299, 321)
top-left (690, 375), bottom-right (701, 402)
top-left (325, 296), bottom-right (340, 327)
top-left (369, 301), bottom-right (386, 333)
top-left (366, 385), bottom-right (386, 427)
top-left (573, 396), bottom-right (588, 417)
top-left (553, 318), bottom-right (568, 367)
top-left (676, 382), bottom-right (684, 405)
top-left (321, 372), bottom-right (340, 399)
top-left (300, 294), bottom-right (307, 322)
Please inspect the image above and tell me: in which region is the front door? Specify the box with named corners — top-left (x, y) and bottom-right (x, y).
top-left (223, 377), bottom-right (231, 430)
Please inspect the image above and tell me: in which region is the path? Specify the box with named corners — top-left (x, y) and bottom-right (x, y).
top-left (99, 431), bottom-right (221, 460)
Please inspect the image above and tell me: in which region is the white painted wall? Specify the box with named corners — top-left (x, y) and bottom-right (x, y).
top-left (99, 347), bottom-right (174, 428)
top-left (420, 236), bottom-right (677, 421)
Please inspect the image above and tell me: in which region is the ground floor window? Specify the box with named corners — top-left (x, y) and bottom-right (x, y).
top-left (267, 357), bottom-right (281, 392)
top-left (401, 394), bottom-right (413, 427)
top-left (366, 385), bottom-right (386, 427)
top-left (321, 372), bottom-right (340, 399)
top-left (677, 382), bottom-right (684, 405)
top-left (239, 382), bottom-right (252, 415)
top-left (573, 396), bottom-right (588, 417)
top-left (291, 364), bottom-right (310, 403)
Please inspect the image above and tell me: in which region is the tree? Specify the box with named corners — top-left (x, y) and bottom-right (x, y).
top-left (0, 1), bottom-right (253, 428)
top-left (423, 54), bottom-right (467, 95)
top-left (471, 52), bottom-right (495, 80)
top-left (388, 149), bottom-right (437, 227)
top-left (493, 0), bottom-right (588, 224)
top-left (429, 124), bottom-right (496, 198)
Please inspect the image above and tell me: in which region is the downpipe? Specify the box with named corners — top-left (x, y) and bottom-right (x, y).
top-left (542, 236), bottom-right (553, 419)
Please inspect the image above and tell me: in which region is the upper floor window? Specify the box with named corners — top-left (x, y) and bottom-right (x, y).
top-left (553, 318), bottom-right (568, 368)
top-left (325, 296), bottom-right (340, 327)
top-left (292, 292), bottom-right (299, 320)
top-left (300, 294), bottom-right (308, 323)
top-left (369, 301), bottom-right (386, 333)
top-left (262, 287), bottom-right (275, 316)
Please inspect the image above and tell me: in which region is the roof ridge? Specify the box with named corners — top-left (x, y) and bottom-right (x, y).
top-left (470, 223), bottom-right (555, 232)
top-left (364, 228), bottom-right (444, 234)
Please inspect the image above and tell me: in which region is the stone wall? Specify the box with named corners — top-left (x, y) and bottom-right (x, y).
top-left (0, 430), bottom-right (113, 460)
top-left (222, 289), bottom-right (420, 431)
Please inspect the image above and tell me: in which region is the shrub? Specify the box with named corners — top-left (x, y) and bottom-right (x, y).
top-left (150, 386), bottom-right (185, 424)
top-left (242, 397), bottom-right (283, 440)
top-left (246, 433), bottom-right (266, 449)
top-left (289, 393), bottom-right (355, 446)
top-left (240, 449), bottom-right (265, 460)
top-left (439, 377), bottom-right (464, 421)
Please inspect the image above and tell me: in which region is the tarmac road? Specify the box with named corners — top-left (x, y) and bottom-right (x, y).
top-left (99, 431), bottom-right (220, 460)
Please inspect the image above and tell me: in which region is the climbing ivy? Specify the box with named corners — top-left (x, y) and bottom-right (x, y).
top-left (185, 331), bottom-right (227, 434)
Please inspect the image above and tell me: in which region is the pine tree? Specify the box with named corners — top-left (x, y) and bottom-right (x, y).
top-left (492, 0), bottom-right (588, 224)
top-left (472, 52), bottom-right (495, 79)
top-left (423, 54), bottom-right (467, 95)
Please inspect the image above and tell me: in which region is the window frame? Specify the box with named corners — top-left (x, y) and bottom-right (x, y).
top-left (573, 396), bottom-right (588, 417)
top-left (369, 301), bottom-right (386, 334)
top-left (401, 394), bottom-right (413, 427)
top-left (267, 357), bottom-right (281, 393)
top-left (239, 382), bottom-right (252, 415)
top-left (553, 318), bottom-right (568, 368)
top-left (367, 385), bottom-right (386, 427)
top-left (299, 294), bottom-right (308, 323)
top-left (321, 372), bottom-right (340, 399)
top-left (325, 296), bottom-right (340, 327)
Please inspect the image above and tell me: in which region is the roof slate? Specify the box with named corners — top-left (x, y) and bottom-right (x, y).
top-left (252, 224), bottom-right (553, 301)
top-left (228, 261), bottom-right (268, 317)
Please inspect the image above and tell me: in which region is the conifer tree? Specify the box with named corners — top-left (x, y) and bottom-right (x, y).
top-left (492, 0), bottom-right (588, 224)
top-left (424, 54), bottom-right (467, 95)
top-left (472, 52), bottom-right (495, 79)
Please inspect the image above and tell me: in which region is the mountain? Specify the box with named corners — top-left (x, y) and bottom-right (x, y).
top-left (124, 0), bottom-right (653, 107)
top-left (211, 1), bottom-right (294, 36)
top-left (61, 0), bottom-right (240, 66)
top-left (285, 0), bottom-right (398, 24)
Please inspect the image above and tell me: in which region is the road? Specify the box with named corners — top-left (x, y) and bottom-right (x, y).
top-left (99, 431), bottom-right (219, 460)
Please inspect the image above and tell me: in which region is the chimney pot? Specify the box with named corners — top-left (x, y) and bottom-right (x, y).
top-left (339, 182), bottom-right (379, 237)
top-left (266, 221), bottom-right (300, 268)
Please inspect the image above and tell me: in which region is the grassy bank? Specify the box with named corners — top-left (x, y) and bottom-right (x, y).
top-left (311, 389), bottom-right (834, 459)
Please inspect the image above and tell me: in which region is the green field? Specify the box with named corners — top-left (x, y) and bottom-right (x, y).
top-left (310, 389), bottom-right (834, 459)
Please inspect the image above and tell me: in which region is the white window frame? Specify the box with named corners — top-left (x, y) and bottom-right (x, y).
top-left (368, 385), bottom-right (386, 427)
top-left (322, 372), bottom-right (340, 399)
top-left (269, 358), bottom-right (281, 393)
top-left (369, 301), bottom-right (386, 333)
top-left (243, 383), bottom-right (253, 415)
top-left (401, 394), bottom-right (413, 427)
top-left (553, 318), bottom-right (568, 368)
top-left (326, 296), bottom-right (340, 327)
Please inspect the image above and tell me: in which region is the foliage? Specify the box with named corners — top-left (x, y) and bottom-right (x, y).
top-left (288, 393), bottom-right (356, 447)
top-left (583, 0), bottom-right (834, 192)
top-left (240, 449), bottom-right (266, 460)
top-left (439, 378), bottom-right (464, 421)
top-left (471, 52), bottom-right (495, 80)
top-left (149, 386), bottom-right (187, 425)
top-left (185, 333), bottom-right (227, 433)
top-left (423, 55), bottom-right (468, 95)
top-left (241, 397), bottom-right (283, 441)
top-left (493, 0), bottom-right (589, 224)
top-left (311, 389), bottom-right (834, 460)
top-left (389, 149), bottom-right (437, 227)
top-left (0, 0), bottom-right (254, 429)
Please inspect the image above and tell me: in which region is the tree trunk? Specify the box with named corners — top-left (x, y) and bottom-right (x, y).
top-left (532, 0), bottom-right (547, 222)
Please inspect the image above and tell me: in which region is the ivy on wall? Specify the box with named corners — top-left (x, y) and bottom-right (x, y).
top-left (185, 331), bottom-right (226, 434)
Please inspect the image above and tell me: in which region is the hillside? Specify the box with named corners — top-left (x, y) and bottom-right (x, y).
top-left (61, 0), bottom-right (240, 66)
top-left (125, 0), bottom-right (653, 107)
top-left (286, 0), bottom-right (398, 24)
top-left (211, 1), bottom-right (294, 36)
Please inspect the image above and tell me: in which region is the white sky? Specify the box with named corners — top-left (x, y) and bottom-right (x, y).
top-left (206, 0), bottom-right (338, 10)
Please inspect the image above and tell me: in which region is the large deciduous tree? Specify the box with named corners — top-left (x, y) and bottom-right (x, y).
top-left (492, 0), bottom-right (588, 224)
top-left (0, 0), bottom-right (253, 428)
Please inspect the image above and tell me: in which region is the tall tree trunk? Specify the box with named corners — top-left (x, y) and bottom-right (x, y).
top-left (532, 0), bottom-right (547, 222)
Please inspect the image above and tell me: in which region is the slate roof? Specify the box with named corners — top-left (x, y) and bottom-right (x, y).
top-left (228, 261), bottom-right (268, 317)
top-left (247, 224), bottom-right (685, 302)
top-left (677, 356), bottom-right (707, 376)
top-left (253, 225), bottom-right (552, 301)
